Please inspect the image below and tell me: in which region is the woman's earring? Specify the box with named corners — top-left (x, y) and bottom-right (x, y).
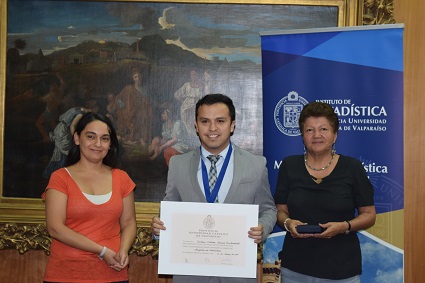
top-left (303, 145), bottom-right (307, 156)
top-left (332, 143), bottom-right (336, 155)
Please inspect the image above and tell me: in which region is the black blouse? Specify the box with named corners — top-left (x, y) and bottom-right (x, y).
top-left (274, 155), bottom-right (374, 279)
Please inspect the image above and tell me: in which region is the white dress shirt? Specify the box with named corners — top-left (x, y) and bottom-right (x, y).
top-left (197, 143), bottom-right (234, 203)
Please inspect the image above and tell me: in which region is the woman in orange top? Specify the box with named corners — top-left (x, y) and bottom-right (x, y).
top-left (42, 112), bottom-right (136, 283)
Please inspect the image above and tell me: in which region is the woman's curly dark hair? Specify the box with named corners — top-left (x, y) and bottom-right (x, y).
top-left (66, 112), bottom-right (119, 167)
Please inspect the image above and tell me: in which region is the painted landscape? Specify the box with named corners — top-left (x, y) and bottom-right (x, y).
top-left (4, 0), bottom-right (338, 200)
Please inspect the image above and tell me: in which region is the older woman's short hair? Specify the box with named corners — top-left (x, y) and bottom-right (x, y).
top-left (298, 102), bottom-right (339, 134)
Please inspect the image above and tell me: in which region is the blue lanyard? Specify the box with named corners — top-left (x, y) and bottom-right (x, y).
top-left (201, 144), bottom-right (233, 203)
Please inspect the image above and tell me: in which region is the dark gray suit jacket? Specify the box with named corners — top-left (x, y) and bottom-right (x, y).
top-left (163, 144), bottom-right (277, 283)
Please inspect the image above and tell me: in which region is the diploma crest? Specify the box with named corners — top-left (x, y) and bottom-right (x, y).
top-left (203, 215), bottom-right (215, 229)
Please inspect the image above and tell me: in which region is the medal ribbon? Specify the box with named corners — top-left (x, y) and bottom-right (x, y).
top-left (201, 144), bottom-right (232, 203)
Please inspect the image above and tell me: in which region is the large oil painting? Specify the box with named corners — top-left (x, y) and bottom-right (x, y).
top-left (1, 0), bottom-right (355, 225)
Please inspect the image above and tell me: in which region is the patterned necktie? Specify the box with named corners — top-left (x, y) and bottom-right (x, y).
top-left (207, 155), bottom-right (221, 197)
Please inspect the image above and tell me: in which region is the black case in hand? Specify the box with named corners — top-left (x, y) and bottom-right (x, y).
top-left (296, 225), bottom-right (325, 234)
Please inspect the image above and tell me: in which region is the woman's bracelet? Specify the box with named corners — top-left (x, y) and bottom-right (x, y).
top-left (344, 220), bottom-right (351, 234)
top-left (98, 246), bottom-right (107, 261)
top-left (283, 218), bottom-right (291, 231)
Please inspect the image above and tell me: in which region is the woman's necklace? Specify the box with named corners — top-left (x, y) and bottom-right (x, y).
top-left (304, 152), bottom-right (335, 171)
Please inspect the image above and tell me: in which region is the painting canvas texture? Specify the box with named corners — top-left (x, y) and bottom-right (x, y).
top-left (4, 0), bottom-right (338, 201)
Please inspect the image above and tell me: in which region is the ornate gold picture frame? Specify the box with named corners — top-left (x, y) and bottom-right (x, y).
top-left (0, 0), bottom-right (394, 253)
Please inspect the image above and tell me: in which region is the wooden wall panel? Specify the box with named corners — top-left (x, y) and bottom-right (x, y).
top-left (0, 250), bottom-right (47, 283)
top-left (393, 0), bottom-right (425, 282)
top-left (0, 250), bottom-right (173, 283)
top-left (128, 255), bottom-right (172, 283)
top-left (0, 250), bottom-right (262, 282)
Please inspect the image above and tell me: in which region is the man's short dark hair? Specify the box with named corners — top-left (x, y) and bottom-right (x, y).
top-left (195, 93), bottom-right (236, 122)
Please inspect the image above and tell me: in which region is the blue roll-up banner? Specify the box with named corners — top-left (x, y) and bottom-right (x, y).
top-left (261, 24), bottom-right (404, 282)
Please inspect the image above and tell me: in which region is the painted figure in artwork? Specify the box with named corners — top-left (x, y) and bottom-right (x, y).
top-left (115, 68), bottom-right (152, 144)
top-left (173, 69), bottom-right (203, 139)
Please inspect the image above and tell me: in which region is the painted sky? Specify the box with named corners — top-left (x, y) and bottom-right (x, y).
top-left (263, 232), bottom-right (404, 283)
top-left (6, 0), bottom-right (337, 64)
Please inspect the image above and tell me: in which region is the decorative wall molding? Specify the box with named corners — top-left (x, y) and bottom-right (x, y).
top-left (0, 223), bottom-right (263, 261)
top-left (363, 0), bottom-right (396, 25)
top-left (0, 223), bottom-right (51, 254)
top-left (0, 223), bottom-right (158, 256)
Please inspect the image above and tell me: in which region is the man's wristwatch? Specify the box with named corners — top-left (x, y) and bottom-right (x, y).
top-left (344, 220), bottom-right (351, 234)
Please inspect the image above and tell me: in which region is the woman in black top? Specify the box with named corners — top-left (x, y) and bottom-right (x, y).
top-left (274, 102), bottom-right (376, 282)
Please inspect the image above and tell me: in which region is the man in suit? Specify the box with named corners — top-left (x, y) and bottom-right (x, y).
top-left (151, 93), bottom-right (277, 283)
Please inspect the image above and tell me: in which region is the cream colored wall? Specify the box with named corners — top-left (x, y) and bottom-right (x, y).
top-left (393, 0), bottom-right (425, 282)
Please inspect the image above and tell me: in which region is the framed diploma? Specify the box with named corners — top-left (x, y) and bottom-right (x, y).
top-left (158, 201), bottom-right (259, 278)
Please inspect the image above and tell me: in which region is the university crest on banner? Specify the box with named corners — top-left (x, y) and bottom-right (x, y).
top-left (274, 91), bottom-right (307, 137)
